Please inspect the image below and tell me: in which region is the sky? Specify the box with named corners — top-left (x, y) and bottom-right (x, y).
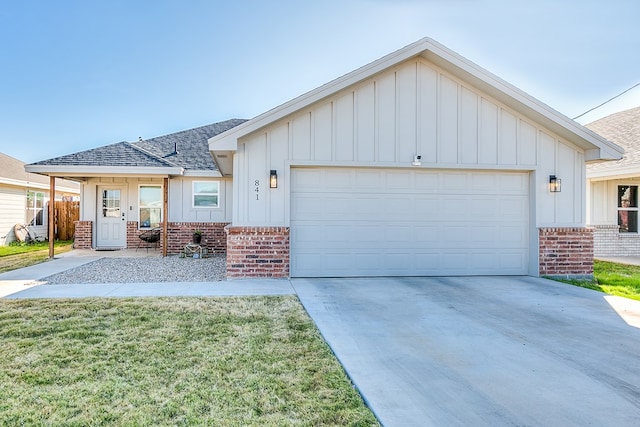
top-left (1, 0), bottom-right (639, 164)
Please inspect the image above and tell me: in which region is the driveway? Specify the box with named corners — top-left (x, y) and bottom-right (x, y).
top-left (293, 276), bottom-right (640, 426)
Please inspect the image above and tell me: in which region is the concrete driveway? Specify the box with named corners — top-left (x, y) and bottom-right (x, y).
top-left (293, 276), bottom-right (640, 426)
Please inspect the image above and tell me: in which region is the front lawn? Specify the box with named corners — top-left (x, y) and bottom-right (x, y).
top-left (557, 260), bottom-right (640, 301)
top-left (0, 296), bottom-right (379, 426)
top-left (0, 241), bottom-right (74, 273)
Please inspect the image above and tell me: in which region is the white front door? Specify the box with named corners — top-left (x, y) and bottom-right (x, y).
top-left (96, 187), bottom-right (126, 248)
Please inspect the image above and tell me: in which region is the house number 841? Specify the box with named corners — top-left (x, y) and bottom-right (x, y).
top-left (254, 180), bottom-right (260, 200)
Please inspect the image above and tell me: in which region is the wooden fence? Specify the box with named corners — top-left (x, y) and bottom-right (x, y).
top-left (54, 201), bottom-right (80, 241)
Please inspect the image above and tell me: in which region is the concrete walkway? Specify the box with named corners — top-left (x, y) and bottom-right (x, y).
top-left (4, 280), bottom-right (295, 298)
top-left (0, 250), bottom-right (105, 297)
top-left (596, 256), bottom-right (640, 266)
top-left (0, 249), bottom-right (294, 298)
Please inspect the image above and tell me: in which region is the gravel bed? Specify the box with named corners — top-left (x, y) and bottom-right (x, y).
top-left (42, 254), bottom-right (226, 284)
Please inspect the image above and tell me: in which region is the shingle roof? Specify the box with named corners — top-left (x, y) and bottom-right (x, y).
top-left (0, 152), bottom-right (79, 190)
top-left (586, 107), bottom-right (640, 173)
top-left (0, 152), bottom-right (49, 184)
top-left (30, 119), bottom-right (247, 171)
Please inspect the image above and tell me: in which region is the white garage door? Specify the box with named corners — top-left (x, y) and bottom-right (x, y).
top-left (290, 168), bottom-right (530, 277)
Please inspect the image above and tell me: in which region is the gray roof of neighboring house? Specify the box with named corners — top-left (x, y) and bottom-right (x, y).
top-left (29, 119), bottom-right (247, 171)
top-left (0, 152), bottom-right (79, 190)
top-left (586, 107), bottom-right (640, 174)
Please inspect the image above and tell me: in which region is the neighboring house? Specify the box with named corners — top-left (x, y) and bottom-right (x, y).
top-left (586, 106), bottom-right (640, 256)
top-left (0, 152), bottom-right (80, 245)
top-left (26, 120), bottom-right (245, 254)
top-left (27, 38), bottom-right (622, 279)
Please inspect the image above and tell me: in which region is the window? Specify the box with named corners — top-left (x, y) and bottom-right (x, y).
top-left (618, 185), bottom-right (638, 233)
top-left (193, 181), bottom-right (219, 208)
top-left (139, 185), bottom-right (162, 229)
top-left (26, 190), bottom-right (45, 226)
top-left (102, 189), bottom-right (121, 218)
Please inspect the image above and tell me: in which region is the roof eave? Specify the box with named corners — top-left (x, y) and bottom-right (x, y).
top-left (0, 177), bottom-right (77, 192)
top-left (25, 165), bottom-right (185, 177)
top-left (182, 169), bottom-right (223, 178)
top-left (587, 167), bottom-right (640, 181)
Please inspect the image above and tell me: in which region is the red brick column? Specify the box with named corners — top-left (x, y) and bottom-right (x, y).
top-left (73, 220), bottom-right (92, 249)
top-left (539, 227), bottom-right (593, 278)
top-left (126, 221), bottom-right (140, 249)
top-left (225, 226), bottom-right (290, 279)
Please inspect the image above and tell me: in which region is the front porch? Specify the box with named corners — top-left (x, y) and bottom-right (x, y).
top-left (74, 221), bottom-right (229, 256)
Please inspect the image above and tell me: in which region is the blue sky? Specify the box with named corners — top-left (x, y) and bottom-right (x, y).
top-left (1, 0), bottom-right (638, 163)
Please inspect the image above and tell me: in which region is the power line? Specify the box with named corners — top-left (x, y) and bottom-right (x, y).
top-left (573, 82), bottom-right (640, 120)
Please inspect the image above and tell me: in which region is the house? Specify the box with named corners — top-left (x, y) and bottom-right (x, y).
top-left (0, 152), bottom-right (79, 245)
top-left (209, 38), bottom-right (622, 279)
top-left (27, 38), bottom-right (622, 279)
top-left (26, 120), bottom-right (246, 254)
top-left (586, 106), bottom-right (640, 256)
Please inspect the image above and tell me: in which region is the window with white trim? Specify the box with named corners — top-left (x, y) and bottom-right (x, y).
top-left (193, 181), bottom-right (219, 208)
top-left (618, 185), bottom-right (638, 233)
top-left (139, 185), bottom-right (162, 229)
top-left (26, 190), bottom-right (45, 226)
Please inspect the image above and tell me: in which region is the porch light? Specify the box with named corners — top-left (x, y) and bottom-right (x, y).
top-left (270, 170), bottom-right (278, 188)
top-left (549, 175), bottom-right (561, 192)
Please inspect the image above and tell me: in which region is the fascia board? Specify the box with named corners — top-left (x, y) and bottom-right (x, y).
top-left (181, 170), bottom-right (223, 178)
top-left (585, 146), bottom-right (628, 163)
top-left (0, 178), bottom-right (80, 193)
top-left (0, 177), bottom-right (35, 188)
top-left (24, 165), bottom-right (184, 176)
top-left (586, 166), bottom-right (640, 180)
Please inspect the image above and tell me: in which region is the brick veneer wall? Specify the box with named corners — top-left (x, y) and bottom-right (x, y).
top-left (225, 226), bottom-right (290, 279)
top-left (166, 222), bottom-right (229, 255)
top-left (123, 221), bottom-right (229, 254)
top-left (126, 221), bottom-right (165, 251)
top-left (73, 220), bottom-right (92, 249)
top-left (591, 224), bottom-right (640, 257)
top-left (539, 227), bottom-right (593, 279)
top-left (75, 220), bottom-right (228, 254)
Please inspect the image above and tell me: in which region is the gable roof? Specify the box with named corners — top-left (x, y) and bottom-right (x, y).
top-left (27, 119), bottom-right (247, 178)
top-left (0, 152), bottom-right (79, 192)
top-left (586, 107), bottom-right (640, 179)
top-left (209, 37), bottom-right (623, 168)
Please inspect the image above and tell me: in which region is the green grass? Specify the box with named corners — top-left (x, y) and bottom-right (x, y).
top-left (0, 241), bottom-right (74, 273)
top-left (0, 296), bottom-right (379, 426)
top-left (555, 260), bottom-right (640, 301)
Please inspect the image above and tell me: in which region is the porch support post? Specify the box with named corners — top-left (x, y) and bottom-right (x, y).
top-left (163, 177), bottom-right (168, 257)
top-left (48, 176), bottom-right (55, 258)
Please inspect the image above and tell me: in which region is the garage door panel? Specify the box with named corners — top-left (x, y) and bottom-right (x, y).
top-left (499, 225), bottom-right (528, 245)
top-left (291, 168), bottom-right (530, 277)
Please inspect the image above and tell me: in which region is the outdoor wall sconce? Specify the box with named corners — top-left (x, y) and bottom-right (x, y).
top-left (270, 170), bottom-right (278, 188)
top-left (549, 175), bottom-right (561, 192)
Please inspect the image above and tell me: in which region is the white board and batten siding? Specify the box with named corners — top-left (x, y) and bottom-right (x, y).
top-left (233, 57), bottom-right (587, 276)
top-left (168, 177), bottom-right (233, 223)
top-left (81, 177), bottom-right (233, 224)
